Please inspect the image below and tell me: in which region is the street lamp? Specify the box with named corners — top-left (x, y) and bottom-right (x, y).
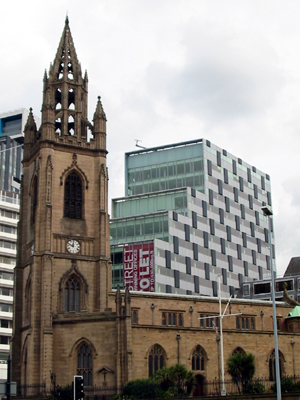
top-left (261, 205), bottom-right (281, 400)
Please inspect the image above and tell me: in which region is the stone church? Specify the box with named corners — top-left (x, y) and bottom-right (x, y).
top-left (11, 18), bottom-right (300, 396)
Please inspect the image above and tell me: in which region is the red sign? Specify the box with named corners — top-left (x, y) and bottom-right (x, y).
top-left (123, 242), bottom-right (155, 292)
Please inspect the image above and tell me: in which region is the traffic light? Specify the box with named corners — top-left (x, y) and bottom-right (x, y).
top-left (74, 375), bottom-right (84, 400)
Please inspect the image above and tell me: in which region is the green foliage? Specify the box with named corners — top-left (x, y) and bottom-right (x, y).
top-left (227, 352), bottom-right (255, 394)
top-left (122, 378), bottom-right (163, 399)
top-left (122, 364), bottom-right (195, 399)
top-left (271, 376), bottom-right (300, 393)
top-left (153, 364), bottom-right (195, 397)
top-left (245, 380), bottom-right (266, 394)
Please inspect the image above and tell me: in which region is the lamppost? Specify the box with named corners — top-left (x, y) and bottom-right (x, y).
top-left (261, 206), bottom-right (281, 400)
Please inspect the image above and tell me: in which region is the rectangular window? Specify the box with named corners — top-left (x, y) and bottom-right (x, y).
top-left (252, 250), bottom-right (257, 265)
top-left (165, 250), bottom-right (171, 269)
top-left (266, 255), bottom-right (270, 270)
top-left (257, 238), bottom-right (261, 253)
top-left (184, 224), bottom-right (190, 242)
top-left (202, 200), bottom-right (207, 217)
top-left (239, 177), bottom-right (244, 192)
top-left (225, 197), bottom-right (230, 212)
top-left (259, 266), bottom-right (263, 280)
top-left (207, 159), bottom-right (212, 176)
top-left (261, 175), bottom-right (265, 190)
top-left (185, 257), bottom-right (191, 275)
top-left (192, 211), bottom-right (197, 229)
top-left (174, 270), bottom-right (180, 288)
top-left (234, 187), bottom-right (239, 202)
top-left (210, 219), bottom-right (215, 235)
top-left (238, 273), bottom-right (243, 286)
top-left (193, 243), bottom-right (198, 261)
top-left (212, 281), bottom-right (218, 297)
top-left (254, 184), bottom-right (258, 199)
top-left (232, 159), bottom-right (237, 175)
top-left (248, 194), bottom-right (253, 210)
top-left (228, 255), bottom-right (233, 272)
top-left (194, 276), bottom-right (199, 293)
top-left (173, 211), bottom-right (178, 221)
top-left (191, 187), bottom-right (196, 197)
top-left (235, 215), bottom-right (240, 231)
top-left (247, 168), bottom-right (252, 183)
top-left (264, 228), bottom-right (269, 243)
top-left (211, 249), bottom-right (216, 266)
top-left (250, 222), bottom-right (255, 237)
top-left (237, 244), bottom-right (242, 260)
top-left (255, 211), bottom-right (260, 226)
top-left (243, 284), bottom-right (250, 296)
top-left (217, 151), bottom-right (221, 167)
top-left (224, 168), bottom-right (229, 184)
top-left (240, 204), bottom-right (245, 219)
top-left (166, 285), bottom-right (172, 293)
top-left (205, 263), bottom-right (210, 280)
top-left (203, 231), bottom-right (209, 248)
top-left (209, 189), bottom-right (214, 205)
top-left (220, 238), bottom-right (226, 254)
top-left (267, 192), bottom-right (272, 206)
top-left (222, 268), bottom-right (227, 285)
top-left (244, 261), bottom-right (248, 277)
top-left (226, 226), bottom-right (231, 242)
top-left (219, 208), bottom-right (224, 225)
top-left (242, 232), bottom-right (247, 248)
top-left (218, 179), bottom-right (223, 195)
top-left (173, 236), bottom-right (179, 254)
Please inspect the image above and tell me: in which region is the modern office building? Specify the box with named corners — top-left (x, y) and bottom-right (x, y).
top-left (110, 139), bottom-right (275, 297)
top-left (0, 109), bottom-right (39, 377)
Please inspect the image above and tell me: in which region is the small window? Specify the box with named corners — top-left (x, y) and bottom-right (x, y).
top-left (219, 208), bottom-right (224, 225)
top-left (209, 189), bottom-right (214, 205)
top-left (205, 263), bottom-right (210, 280)
top-left (202, 201), bottom-right (207, 217)
top-left (185, 257), bottom-right (191, 275)
top-left (165, 250), bottom-right (171, 269)
top-left (173, 236), bottom-right (179, 254)
top-left (218, 179), bottom-right (223, 195)
top-left (228, 255), bottom-right (233, 272)
top-left (207, 160), bottom-right (212, 176)
top-left (210, 219), bottom-right (215, 235)
top-left (193, 243), bottom-right (198, 261)
top-left (217, 151), bottom-right (221, 167)
top-left (184, 224), bottom-right (190, 242)
top-left (192, 211), bottom-right (197, 228)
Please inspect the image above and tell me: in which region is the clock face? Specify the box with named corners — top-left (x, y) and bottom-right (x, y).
top-left (66, 239), bottom-right (80, 254)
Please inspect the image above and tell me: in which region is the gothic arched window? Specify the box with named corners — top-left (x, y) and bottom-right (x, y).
top-left (232, 347), bottom-right (246, 356)
top-left (77, 343), bottom-right (92, 386)
top-left (192, 345), bottom-right (206, 371)
top-left (64, 276), bottom-right (80, 312)
top-left (148, 344), bottom-right (166, 377)
top-left (32, 177), bottom-right (38, 224)
top-left (269, 349), bottom-right (284, 381)
top-left (64, 171), bottom-right (82, 219)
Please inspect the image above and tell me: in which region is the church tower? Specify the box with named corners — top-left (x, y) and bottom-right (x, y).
top-left (11, 17), bottom-right (113, 392)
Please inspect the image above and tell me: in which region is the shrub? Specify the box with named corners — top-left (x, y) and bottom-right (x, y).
top-left (123, 378), bottom-right (163, 399)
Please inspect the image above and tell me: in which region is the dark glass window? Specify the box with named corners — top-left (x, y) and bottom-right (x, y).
top-left (64, 276), bottom-right (80, 312)
top-left (226, 226), bottom-right (231, 242)
top-left (202, 200), bottom-right (207, 217)
top-left (203, 231), bottom-right (209, 248)
top-left (228, 255), bottom-right (233, 272)
top-left (267, 192), bottom-right (272, 206)
top-left (174, 270), bottom-right (180, 288)
top-left (173, 211), bottom-right (178, 221)
top-left (165, 250), bottom-right (171, 269)
top-left (64, 171), bottom-right (82, 219)
top-left (212, 281), bottom-right (218, 297)
top-left (219, 208), bottom-right (224, 225)
top-left (193, 243), bottom-right (198, 261)
top-left (235, 215), bottom-right (240, 231)
top-left (250, 222), bottom-right (255, 237)
top-left (261, 176), bottom-right (265, 190)
top-left (222, 268), bottom-right (227, 285)
top-left (218, 179), bottom-right (223, 195)
top-left (244, 261), bottom-right (248, 277)
top-left (207, 160), bottom-right (212, 176)
top-left (184, 224), bottom-right (190, 242)
top-left (77, 344), bottom-right (92, 386)
top-left (211, 249), bottom-right (216, 266)
top-left (173, 236), bottom-right (179, 254)
top-left (240, 204), bottom-right (245, 219)
top-left (209, 219), bottom-right (215, 235)
top-left (234, 187), bottom-right (239, 203)
top-left (257, 238), bottom-right (261, 253)
top-left (242, 232), bottom-right (247, 248)
top-left (209, 189), bottom-right (214, 205)
top-left (217, 151), bottom-right (221, 167)
top-left (185, 257), bottom-right (191, 275)
top-left (237, 244), bottom-right (242, 260)
top-left (191, 188), bottom-right (196, 197)
top-left (148, 345), bottom-right (165, 377)
top-left (247, 168), bottom-right (252, 183)
top-left (248, 194), bottom-right (253, 210)
top-left (192, 346), bottom-right (205, 371)
top-left (225, 197), bottom-right (230, 212)
top-left (224, 168), bottom-right (229, 184)
top-left (254, 184), bottom-right (258, 199)
top-left (194, 275), bottom-right (199, 293)
top-left (192, 211), bottom-right (197, 228)
top-left (220, 238), bottom-right (226, 254)
top-left (252, 250), bottom-right (257, 265)
top-left (255, 211), bottom-right (260, 226)
top-left (232, 159), bottom-right (237, 175)
top-left (205, 263), bottom-right (210, 280)
top-left (259, 266), bottom-right (263, 280)
top-left (239, 177), bottom-right (244, 192)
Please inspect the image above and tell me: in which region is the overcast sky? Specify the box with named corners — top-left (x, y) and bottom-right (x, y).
top-left (2, 0), bottom-right (300, 276)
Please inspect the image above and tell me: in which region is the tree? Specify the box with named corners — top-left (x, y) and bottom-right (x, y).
top-left (227, 352), bottom-right (255, 394)
top-left (153, 364), bottom-right (195, 397)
